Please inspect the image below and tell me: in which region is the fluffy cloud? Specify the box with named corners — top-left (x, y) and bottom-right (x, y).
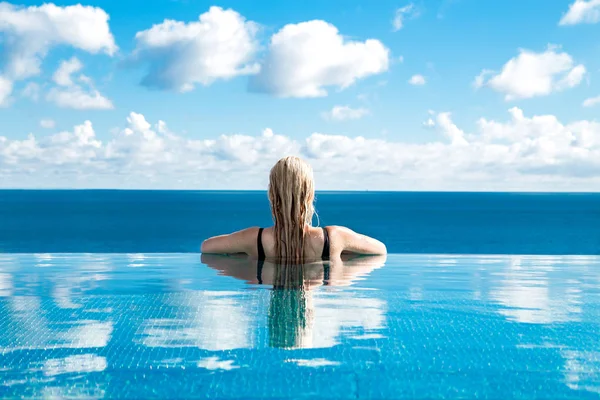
top-left (583, 95), bottom-right (600, 107)
top-left (21, 82), bottom-right (40, 101)
top-left (46, 57), bottom-right (113, 110)
top-left (249, 20), bottom-right (389, 98)
top-left (409, 74), bottom-right (426, 85)
top-left (422, 118), bottom-right (435, 128)
top-left (436, 112), bottom-right (468, 146)
top-left (46, 88), bottom-right (113, 110)
top-left (475, 47), bottom-right (586, 100)
top-left (0, 76), bottom-right (13, 106)
top-left (0, 3), bottom-right (115, 109)
top-left (130, 6), bottom-right (259, 92)
top-left (392, 3), bottom-right (418, 31)
top-left (0, 2), bottom-right (116, 80)
top-left (52, 58), bottom-right (83, 87)
top-left (2, 108), bottom-right (600, 190)
top-left (322, 106), bottom-right (370, 121)
top-left (40, 119), bottom-right (56, 129)
top-left (559, 0), bottom-right (600, 25)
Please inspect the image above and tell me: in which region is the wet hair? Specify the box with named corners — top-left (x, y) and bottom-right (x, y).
top-left (268, 156), bottom-right (316, 263)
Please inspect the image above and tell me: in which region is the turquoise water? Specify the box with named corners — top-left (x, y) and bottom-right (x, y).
top-left (2, 253), bottom-right (600, 398)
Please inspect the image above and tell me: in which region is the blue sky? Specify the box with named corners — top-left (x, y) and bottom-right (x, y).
top-left (1, 0), bottom-right (600, 190)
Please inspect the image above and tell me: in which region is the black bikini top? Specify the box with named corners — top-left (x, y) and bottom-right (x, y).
top-left (257, 227), bottom-right (330, 261)
top-left (256, 227), bottom-right (330, 285)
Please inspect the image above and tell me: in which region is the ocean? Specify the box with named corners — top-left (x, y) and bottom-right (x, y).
top-left (0, 190), bottom-right (598, 255)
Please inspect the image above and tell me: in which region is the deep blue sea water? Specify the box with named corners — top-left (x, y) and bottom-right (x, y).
top-left (1, 190), bottom-right (599, 254)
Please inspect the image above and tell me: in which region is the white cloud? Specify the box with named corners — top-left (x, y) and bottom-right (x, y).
top-left (398, 55), bottom-right (404, 63)
top-left (0, 3), bottom-right (116, 81)
top-left (473, 69), bottom-right (493, 89)
top-left (475, 47), bottom-right (586, 100)
top-left (409, 74), bottom-right (426, 85)
top-left (249, 20), bottom-right (389, 98)
top-left (0, 76), bottom-right (13, 107)
top-left (422, 118), bottom-right (436, 128)
top-left (392, 3), bottom-right (419, 31)
top-left (130, 6), bottom-right (259, 92)
top-left (437, 112), bottom-right (468, 146)
top-left (21, 82), bottom-right (40, 101)
top-left (127, 112), bottom-right (152, 133)
top-left (322, 105), bottom-right (370, 121)
top-left (46, 57), bottom-right (113, 110)
top-left (2, 108), bottom-right (600, 190)
top-left (53, 57), bottom-right (83, 87)
top-left (583, 95), bottom-right (600, 107)
top-left (559, 0), bottom-right (600, 25)
top-left (40, 119), bottom-right (56, 129)
top-left (46, 88), bottom-right (113, 110)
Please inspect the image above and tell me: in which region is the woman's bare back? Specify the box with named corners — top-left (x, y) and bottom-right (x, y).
top-left (202, 225), bottom-right (386, 261)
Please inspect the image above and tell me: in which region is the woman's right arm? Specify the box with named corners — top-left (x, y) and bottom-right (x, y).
top-left (331, 226), bottom-right (387, 255)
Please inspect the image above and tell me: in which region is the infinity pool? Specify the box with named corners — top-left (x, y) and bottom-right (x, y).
top-left (1, 253), bottom-right (599, 399)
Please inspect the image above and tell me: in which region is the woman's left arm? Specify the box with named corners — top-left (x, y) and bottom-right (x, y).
top-left (200, 227), bottom-right (258, 255)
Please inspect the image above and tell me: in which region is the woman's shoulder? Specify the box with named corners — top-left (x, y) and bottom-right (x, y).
top-left (323, 225), bottom-right (354, 235)
top-left (226, 226), bottom-right (265, 243)
top-left (235, 226), bottom-right (263, 235)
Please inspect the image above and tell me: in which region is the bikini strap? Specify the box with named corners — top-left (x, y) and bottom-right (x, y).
top-left (321, 227), bottom-right (330, 260)
top-left (256, 227), bottom-right (265, 284)
top-left (257, 227), bottom-right (265, 261)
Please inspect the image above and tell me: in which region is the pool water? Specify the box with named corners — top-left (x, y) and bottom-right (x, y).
top-left (1, 253), bottom-right (600, 399)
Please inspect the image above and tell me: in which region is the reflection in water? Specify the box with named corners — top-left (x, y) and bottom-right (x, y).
top-left (202, 253), bottom-right (387, 349)
top-left (128, 253), bottom-right (147, 268)
top-left (1, 253), bottom-right (600, 398)
top-left (562, 350), bottom-right (600, 395)
top-left (140, 291), bottom-right (255, 350)
top-left (269, 266), bottom-right (314, 349)
top-left (197, 356), bottom-right (240, 371)
top-left (481, 255), bottom-right (599, 396)
top-left (1, 254), bottom-right (115, 353)
top-left (489, 256), bottom-right (583, 324)
top-left (4, 295), bottom-right (113, 352)
top-left (42, 354), bottom-right (108, 376)
top-left (0, 272), bottom-right (13, 297)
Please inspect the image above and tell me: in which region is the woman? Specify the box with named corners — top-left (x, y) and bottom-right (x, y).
top-left (201, 156), bottom-right (387, 262)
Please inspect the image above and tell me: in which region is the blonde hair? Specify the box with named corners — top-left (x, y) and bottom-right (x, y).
top-left (268, 156), bottom-right (316, 262)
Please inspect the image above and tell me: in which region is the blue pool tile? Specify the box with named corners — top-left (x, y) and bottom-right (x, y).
top-left (1, 253), bottom-right (600, 399)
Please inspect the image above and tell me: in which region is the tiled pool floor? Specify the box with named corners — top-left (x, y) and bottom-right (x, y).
top-left (1, 253), bottom-right (600, 399)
